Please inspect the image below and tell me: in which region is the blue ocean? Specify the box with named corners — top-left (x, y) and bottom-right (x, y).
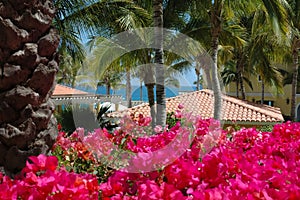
top-left (95, 85), bottom-right (198, 101)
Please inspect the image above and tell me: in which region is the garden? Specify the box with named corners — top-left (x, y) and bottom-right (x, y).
top-left (1, 0), bottom-right (300, 199)
top-left (1, 106), bottom-right (299, 200)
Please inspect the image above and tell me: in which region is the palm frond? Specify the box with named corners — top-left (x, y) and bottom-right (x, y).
top-left (261, 0), bottom-right (291, 35)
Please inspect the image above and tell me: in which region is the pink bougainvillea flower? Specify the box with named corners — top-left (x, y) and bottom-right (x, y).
top-left (3, 119), bottom-right (300, 199)
top-left (154, 125), bottom-right (163, 133)
top-left (178, 104), bottom-right (184, 109)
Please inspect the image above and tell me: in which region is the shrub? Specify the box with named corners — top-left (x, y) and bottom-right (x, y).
top-left (55, 105), bottom-right (99, 133)
top-left (0, 155), bottom-right (99, 199)
top-left (2, 106), bottom-right (300, 199)
top-left (51, 128), bottom-right (114, 183)
top-left (258, 124), bottom-right (274, 132)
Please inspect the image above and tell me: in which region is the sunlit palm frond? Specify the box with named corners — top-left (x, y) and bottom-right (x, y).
top-left (261, 0), bottom-right (291, 35)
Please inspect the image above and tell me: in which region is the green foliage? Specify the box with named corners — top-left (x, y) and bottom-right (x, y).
top-left (233, 124), bottom-right (241, 131)
top-left (258, 124), bottom-right (274, 132)
top-left (51, 142), bottom-right (114, 183)
top-left (55, 105), bottom-right (99, 133)
top-left (166, 111), bottom-right (181, 128)
top-left (97, 105), bottom-right (118, 132)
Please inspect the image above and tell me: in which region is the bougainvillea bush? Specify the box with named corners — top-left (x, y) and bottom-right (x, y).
top-left (0, 154), bottom-right (99, 199)
top-left (1, 107), bottom-right (300, 199)
top-left (97, 120), bottom-right (300, 200)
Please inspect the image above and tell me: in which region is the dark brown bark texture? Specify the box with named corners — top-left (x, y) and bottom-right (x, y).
top-left (0, 0), bottom-right (59, 176)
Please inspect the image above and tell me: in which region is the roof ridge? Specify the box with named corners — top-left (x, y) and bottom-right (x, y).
top-left (199, 89), bottom-right (281, 117)
top-left (108, 89), bottom-right (283, 122)
top-left (221, 94), bottom-right (282, 119)
top-left (53, 84), bottom-right (89, 95)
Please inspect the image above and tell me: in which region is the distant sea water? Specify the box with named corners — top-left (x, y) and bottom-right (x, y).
top-left (94, 85), bottom-right (200, 102)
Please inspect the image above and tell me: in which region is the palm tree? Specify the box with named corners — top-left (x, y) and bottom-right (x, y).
top-left (151, 0), bottom-right (193, 127)
top-left (221, 61), bottom-right (253, 98)
top-left (184, 0), bottom-right (290, 119)
top-left (288, 0), bottom-right (300, 120)
top-left (125, 66), bottom-right (133, 108)
top-left (210, 0), bottom-right (224, 120)
top-left (53, 0), bottom-right (150, 87)
top-left (194, 63), bottom-right (202, 91)
top-left (0, 0), bottom-right (151, 176)
top-left (98, 71), bottom-right (124, 95)
top-left (56, 53), bottom-right (83, 87)
top-left (248, 5), bottom-right (291, 104)
top-left (216, 0), bottom-right (290, 118)
top-left (184, 1), bottom-right (246, 119)
top-left (291, 38), bottom-right (300, 119)
top-left (249, 35), bottom-right (285, 104)
top-left (153, 0), bottom-right (166, 126)
top-left (0, 0), bottom-right (59, 176)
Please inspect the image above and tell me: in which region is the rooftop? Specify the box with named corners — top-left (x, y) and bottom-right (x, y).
top-left (51, 84), bottom-right (123, 105)
top-left (108, 89), bottom-right (284, 123)
top-left (52, 84), bottom-right (89, 96)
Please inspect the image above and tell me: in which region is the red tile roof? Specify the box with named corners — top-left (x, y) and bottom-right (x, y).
top-left (108, 89), bottom-right (284, 123)
top-left (52, 84), bottom-right (89, 96)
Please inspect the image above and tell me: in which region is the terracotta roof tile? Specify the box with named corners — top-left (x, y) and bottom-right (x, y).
top-left (52, 84), bottom-right (89, 96)
top-left (108, 89), bottom-right (284, 123)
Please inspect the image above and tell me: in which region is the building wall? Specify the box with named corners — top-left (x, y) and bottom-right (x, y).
top-left (225, 74), bottom-right (300, 120)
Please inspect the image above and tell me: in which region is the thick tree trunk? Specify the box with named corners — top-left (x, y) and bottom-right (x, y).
top-left (126, 67), bottom-right (132, 108)
top-left (210, 1), bottom-right (223, 120)
top-left (146, 83), bottom-right (156, 128)
top-left (106, 83), bottom-right (111, 95)
top-left (195, 65), bottom-right (200, 91)
top-left (0, 0), bottom-right (59, 177)
top-left (239, 73), bottom-right (246, 100)
top-left (203, 66), bottom-right (212, 89)
top-left (291, 46), bottom-right (299, 120)
top-left (236, 54), bottom-right (246, 100)
top-left (261, 80), bottom-right (265, 104)
top-left (140, 80), bottom-right (143, 101)
top-left (153, 0), bottom-right (166, 127)
top-left (236, 78), bottom-right (239, 98)
top-left (145, 64), bottom-right (156, 128)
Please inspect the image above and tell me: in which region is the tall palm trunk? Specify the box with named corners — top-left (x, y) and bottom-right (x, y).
top-left (140, 79), bottom-right (143, 101)
top-left (0, 0), bottom-right (59, 176)
top-left (126, 67), bottom-right (132, 108)
top-left (239, 71), bottom-right (246, 100)
top-left (291, 41), bottom-right (299, 120)
top-left (203, 66), bottom-right (212, 89)
top-left (146, 85), bottom-right (156, 127)
top-left (235, 77), bottom-right (239, 98)
top-left (210, 1), bottom-right (223, 120)
top-left (236, 54), bottom-right (246, 100)
top-left (146, 83), bottom-right (156, 127)
top-left (106, 83), bottom-right (111, 95)
top-left (195, 64), bottom-right (201, 91)
top-left (145, 64), bottom-right (156, 128)
top-left (153, 0), bottom-right (166, 127)
top-left (261, 80), bottom-right (265, 104)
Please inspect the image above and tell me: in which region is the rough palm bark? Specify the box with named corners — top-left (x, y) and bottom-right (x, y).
top-left (239, 69), bottom-right (246, 100)
top-left (210, 0), bottom-right (223, 120)
top-left (139, 79), bottom-right (143, 101)
top-left (203, 65), bottom-right (212, 89)
top-left (261, 80), bottom-right (265, 104)
top-left (235, 74), bottom-right (239, 98)
top-left (236, 52), bottom-right (246, 100)
top-left (0, 0), bottom-right (59, 177)
top-left (126, 67), bottom-right (132, 108)
top-left (195, 66), bottom-right (201, 91)
top-left (144, 65), bottom-right (156, 128)
top-left (153, 0), bottom-right (166, 127)
top-left (291, 38), bottom-right (300, 120)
